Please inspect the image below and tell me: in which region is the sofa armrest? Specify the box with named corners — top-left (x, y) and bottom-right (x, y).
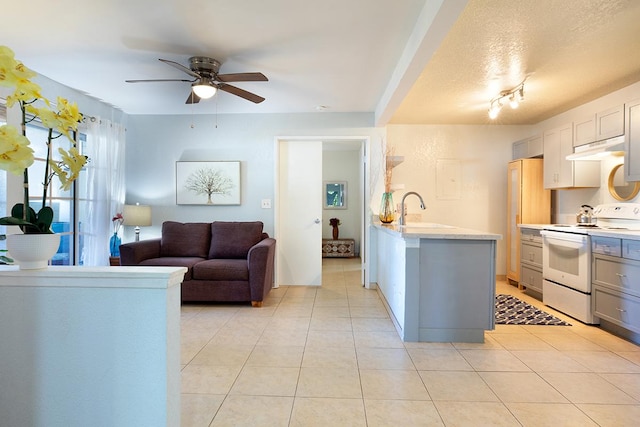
top-left (120, 238), bottom-right (162, 265)
top-left (247, 237), bottom-right (276, 302)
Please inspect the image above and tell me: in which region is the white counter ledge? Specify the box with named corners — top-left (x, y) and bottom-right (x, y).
top-left (0, 265), bottom-right (187, 288)
top-left (0, 265), bottom-right (187, 427)
top-left (370, 223), bottom-right (500, 343)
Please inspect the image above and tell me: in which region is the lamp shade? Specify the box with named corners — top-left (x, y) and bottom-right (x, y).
top-left (122, 204), bottom-right (152, 227)
top-left (192, 83), bottom-right (217, 99)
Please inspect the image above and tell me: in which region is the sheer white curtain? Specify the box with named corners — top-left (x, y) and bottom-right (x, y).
top-left (82, 117), bottom-right (126, 266)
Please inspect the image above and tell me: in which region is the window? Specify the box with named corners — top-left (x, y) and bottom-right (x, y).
top-left (25, 121), bottom-right (88, 265)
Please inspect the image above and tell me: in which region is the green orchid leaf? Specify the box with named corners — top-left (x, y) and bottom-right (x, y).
top-left (0, 216), bottom-right (35, 226)
top-left (10, 204), bottom-right (37, 224)
top-left (3, 204), bottom-right (50, 233)
top-left (36, 206), bottom-right (54, 233)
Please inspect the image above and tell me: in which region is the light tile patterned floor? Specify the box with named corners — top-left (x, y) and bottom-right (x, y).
top-left (181, 258), bottom-right (640, 426)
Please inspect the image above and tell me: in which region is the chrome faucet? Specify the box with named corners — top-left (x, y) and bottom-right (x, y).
top-left (399, 191), bottom-right (426, 226)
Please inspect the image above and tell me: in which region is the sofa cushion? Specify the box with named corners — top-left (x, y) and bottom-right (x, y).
top-left (209, 221), bottom-right (264, 259)
top-left (160, 221), bottom-right (211, 258)
top-left (192, 259), bottom-right (249, 281)
top-left (138, 256), bottom-right (205, 281)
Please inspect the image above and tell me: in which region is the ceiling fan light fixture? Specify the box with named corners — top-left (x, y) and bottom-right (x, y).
top-left (192, 80), bottom-right (217, 99)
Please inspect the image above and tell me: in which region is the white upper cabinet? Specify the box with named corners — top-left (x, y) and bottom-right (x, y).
top-left (597, 104), bottom-right (625, 141)
top-left (625, 99), bottom-right (640, 181)
top-left (512, 134), bottom-right (543, 160)
top-left (573, 114), bottom-right (596, 147)
top-left (573, 104), bottom-right (624, 147)
top-left (544, 123), bottom-right (600, 189)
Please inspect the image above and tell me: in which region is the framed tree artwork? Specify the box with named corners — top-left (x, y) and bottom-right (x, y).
top-left (176, 161), bottom-right (241, 205)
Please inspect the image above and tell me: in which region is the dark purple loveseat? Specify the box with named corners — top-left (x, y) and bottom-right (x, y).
top-left (119, 221), bottom-right (275, 306)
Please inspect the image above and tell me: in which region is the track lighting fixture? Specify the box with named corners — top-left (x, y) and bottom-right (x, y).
top-left (488, 82), bottom-right (525, 119)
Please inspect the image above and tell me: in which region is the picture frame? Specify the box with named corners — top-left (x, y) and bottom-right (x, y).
top-left (176, 161), bottom-right (241, 205)
top-left (324, 181), bottom-right (347, 209)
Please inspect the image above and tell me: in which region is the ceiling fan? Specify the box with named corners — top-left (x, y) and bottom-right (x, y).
top-left (126, 56), bottom-right (268, 104)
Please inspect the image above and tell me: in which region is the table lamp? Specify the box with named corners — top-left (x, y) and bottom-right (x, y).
top-left (123, 203), bottom-right (152, 241)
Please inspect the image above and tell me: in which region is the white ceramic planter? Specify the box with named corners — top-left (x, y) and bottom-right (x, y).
top-left (6, 233), bottom-right (61, 270)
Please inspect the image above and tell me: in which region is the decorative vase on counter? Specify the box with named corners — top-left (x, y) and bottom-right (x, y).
top-left (6, 233), bottom-right (61, 270)
top-left (379, 192), bottom-right (395, 223)
top-left (332, 226), bottom-right (339, 240)
top-left (110, 232), bottom-right (121, 257)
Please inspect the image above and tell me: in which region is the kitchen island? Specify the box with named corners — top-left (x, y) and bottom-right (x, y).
top-left (371, 223), bottom-right (501, 343)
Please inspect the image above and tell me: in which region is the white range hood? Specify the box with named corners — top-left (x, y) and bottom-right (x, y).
top-left (566, 136), bottom-right (625, 161)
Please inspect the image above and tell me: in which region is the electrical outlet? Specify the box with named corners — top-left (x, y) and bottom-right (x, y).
top-left (261, 199), bottom-right (272, 209)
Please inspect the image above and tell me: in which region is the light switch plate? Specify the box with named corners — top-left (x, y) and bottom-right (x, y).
top-left (261, 199), bottom-right (272, 209)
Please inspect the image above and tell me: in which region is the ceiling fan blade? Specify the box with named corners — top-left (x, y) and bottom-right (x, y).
top-left (185, 91), bottom-right (201, 104)
top-left (218, 83), bottom-right (265, 104)
top-left (159, 58), bottom-right (201, 79)
top-left (216, 72), bottom-right (268, 82)
top-left (126, 78), bottom-right (194, 83)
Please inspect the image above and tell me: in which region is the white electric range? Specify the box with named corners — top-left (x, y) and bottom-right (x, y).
top-left (540, 203), bottom-right (640, 324)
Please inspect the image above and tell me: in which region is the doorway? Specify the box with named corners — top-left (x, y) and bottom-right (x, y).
top-left (275, 136), bottom-right (369, 287)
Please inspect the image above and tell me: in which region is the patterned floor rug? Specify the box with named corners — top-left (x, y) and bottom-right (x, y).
top-left (495, 294), bottom-right (571, 326)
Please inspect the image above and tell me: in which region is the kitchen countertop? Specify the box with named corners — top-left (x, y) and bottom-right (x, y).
top-left (518, 224), bottom-right (548, 230)
top-left (373, 222), bottom-right (501, 240)
top-left (520, 223), bottom-right (640, 240)
top-left (587, 229), bottom-right (640, 240)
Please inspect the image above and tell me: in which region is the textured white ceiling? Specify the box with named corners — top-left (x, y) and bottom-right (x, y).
top-left (390, 0), bottom-right (640, 124)
top-left (2, 0), bottom-right (640, 125)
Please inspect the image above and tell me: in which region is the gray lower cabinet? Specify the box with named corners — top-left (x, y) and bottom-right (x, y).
top-left (592, 236), bottom-right (640, 334)
top-left (520, 228), bottom-right (543, 296)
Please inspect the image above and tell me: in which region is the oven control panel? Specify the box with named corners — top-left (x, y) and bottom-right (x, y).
top-left (593, 203), bottom-right (640, 220)
top-left (593, 203), bottom-right (640, 230)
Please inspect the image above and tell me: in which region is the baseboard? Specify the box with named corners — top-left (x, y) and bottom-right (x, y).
top-left (599, 319), bottom-right (640, 346)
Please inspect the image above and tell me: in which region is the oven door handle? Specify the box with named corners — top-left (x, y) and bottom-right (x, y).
top-left (543, 236), bottom-right (585, 249)
top-left (541, 232), bottom-right (587, 249)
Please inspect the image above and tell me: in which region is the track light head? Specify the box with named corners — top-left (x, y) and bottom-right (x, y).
top-left (509, 94), bottom-right (519, 109)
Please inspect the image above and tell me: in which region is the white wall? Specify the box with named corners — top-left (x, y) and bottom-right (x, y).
top-left (125, 112), bottom-right (381, 242)
top-left (385, 125), bottom-right (532, 275)
top-left (322, 149), bottom-right (361, 252)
